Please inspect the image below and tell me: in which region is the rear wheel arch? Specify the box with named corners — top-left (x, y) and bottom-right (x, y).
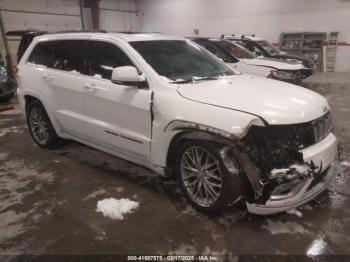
top-left (24, 95), bottom-right (41, 112)
top-left (24, 94), bottom-right (62, 135)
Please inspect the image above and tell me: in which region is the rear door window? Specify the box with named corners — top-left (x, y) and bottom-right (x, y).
top-left (87, 41), bottom-right (133, 80)
top-left (51, 40), bottom-right (86, 73)
top-left (28, 40), bottom-right (87, 74)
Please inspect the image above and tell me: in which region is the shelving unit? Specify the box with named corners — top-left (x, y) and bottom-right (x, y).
top-left (279, 32), bottom-right (326, 71)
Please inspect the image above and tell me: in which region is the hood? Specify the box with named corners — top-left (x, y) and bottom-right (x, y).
top-left (241, 57), bottom-right (305, 70)
top-left (273, 53), bottom-right (315, 69)
top-left (177, 74), bottom-right (329, 125)
top-left (274, 53), bottom-right (310, 62)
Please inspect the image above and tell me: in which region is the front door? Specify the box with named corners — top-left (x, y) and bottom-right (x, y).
top-left (83, 40), bottom-right (152, 159)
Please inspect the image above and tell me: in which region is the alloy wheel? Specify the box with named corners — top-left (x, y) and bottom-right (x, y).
top-left (180, 146), bottom-right (223, 207)
top-left (28, 107), bottom-right (50, 145)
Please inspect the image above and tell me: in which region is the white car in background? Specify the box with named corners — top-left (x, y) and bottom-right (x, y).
top-left (17, 32), bottom-right (337, 215)
top-left (191, 37), bottom-right (308, 84)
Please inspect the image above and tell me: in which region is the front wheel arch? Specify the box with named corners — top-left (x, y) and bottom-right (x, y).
top-left (165, 130), bottom-right (238, 177)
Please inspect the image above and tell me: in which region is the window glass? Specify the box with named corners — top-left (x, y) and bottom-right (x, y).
top-left (193, 39), bottom-right (237, 63)
top-left (130, 40), bottom-right (234, 82)
top-left (51, 41), bottom-right (85, 73)
top-left (27, 41), bottom-right (55, 67)
top-left (88, 41), bottom-right (133, 80)
top-left (28, 40), bottom-right (85, 74)
top-left (257, 40), bottom-right (280, 55)
top-left (215, 40), bottom-right (257, 59)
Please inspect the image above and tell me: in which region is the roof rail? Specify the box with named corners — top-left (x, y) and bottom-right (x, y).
top-left (45, 29), bottom-right (107, 35)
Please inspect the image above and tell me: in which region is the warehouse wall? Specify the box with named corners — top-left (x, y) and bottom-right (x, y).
top-left (0, 0), bottom-right (83, 64)
top-left (137, 0), bottom-right (350, 41)
top-left (136, 0), bottom-right (350, 71)
top-left (100, 0), bottom-right (139, 32)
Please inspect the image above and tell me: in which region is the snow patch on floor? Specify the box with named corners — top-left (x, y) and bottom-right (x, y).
top-left (83, 189), bottom-right (107, 201)
top-left (263, 220), bottom-right (310, 235)
top-left (0, 126), bottom-right (26, 137)
top-left (96, 198), bottom-right (139, 220)
top-left (341, 161), bottom-right (350, 167)
top-left (286, 208), bottom-right (303, 218)
top-left (0, 152), bottom-right (9, 161)
top-left (168, 244), bottom-right (197, 255)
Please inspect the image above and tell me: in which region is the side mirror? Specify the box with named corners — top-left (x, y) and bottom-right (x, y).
top-left (111, 66), bottom-right (147, 88)
top-left (255, 51), bottom-right (262, 56)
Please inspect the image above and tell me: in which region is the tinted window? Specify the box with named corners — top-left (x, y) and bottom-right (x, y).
top-left (215, 40), bottom-right (257, 59)
top-left (52, 41), bottom-right (85, 73)
top-left (130, 40), bottom-right (233, 82)
top-left (193, 39), bottom-right (237, 63)
top-left (28, 40), bottom-right (85, 73)
top-left (28, 41), bottom-right (55, 67)
top-left (88, 41), bottom-right (133, 80)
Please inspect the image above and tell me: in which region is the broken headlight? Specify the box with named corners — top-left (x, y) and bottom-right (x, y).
top-left (269, 70), bottom-right (296, 80)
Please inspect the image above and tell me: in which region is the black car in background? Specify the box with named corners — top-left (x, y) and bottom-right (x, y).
top-left (0, 58), bottom-right (15, 103)
top-left (224, 35), bottom-right (316, 78)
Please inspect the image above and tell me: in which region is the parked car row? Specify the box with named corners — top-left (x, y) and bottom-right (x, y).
top-left (16, 31), bottom-right (337, 215)
top-left (189, 37), bottom-right (309, 84)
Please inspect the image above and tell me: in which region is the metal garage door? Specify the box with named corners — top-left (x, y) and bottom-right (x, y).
top-left (100, 0), bottom-right (139, 32)
top-left (0, 0), bottom-right (83, 65)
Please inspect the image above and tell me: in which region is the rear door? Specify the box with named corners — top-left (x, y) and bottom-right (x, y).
top-left (82, 40), bottom-right (152, 159)
top-left (26, 40), bottom-right (88, 138)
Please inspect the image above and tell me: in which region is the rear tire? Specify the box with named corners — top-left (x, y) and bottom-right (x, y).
top-left (175, 140), bottom-right (243, 212)
top-left (26, 100), bottom-right (62, 148)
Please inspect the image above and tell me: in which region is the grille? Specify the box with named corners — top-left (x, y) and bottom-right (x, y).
top-left (266, 112), bottom-right (332, 149)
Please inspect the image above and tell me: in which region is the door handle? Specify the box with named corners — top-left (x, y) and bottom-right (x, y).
top-left (43, 73), bottom-right (53, 81)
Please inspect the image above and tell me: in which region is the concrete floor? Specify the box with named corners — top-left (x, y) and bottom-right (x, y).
top-left (0, 72), bottom-right (350, 256)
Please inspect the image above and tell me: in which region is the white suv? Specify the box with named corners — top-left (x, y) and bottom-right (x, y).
top-left (17, 32), bottom-right (338, 215)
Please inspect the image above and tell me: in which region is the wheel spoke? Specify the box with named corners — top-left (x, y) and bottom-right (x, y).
top-left (205, 183), bottom-right (219, 198)
top-left (205, 171), bottom-right (221, 181)
top-left (184, 151), bottom-right (197, 167)
top-left (203, 183), bottom-right (216, 201)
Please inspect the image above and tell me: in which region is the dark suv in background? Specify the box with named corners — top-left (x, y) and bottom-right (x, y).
top-left (224, 34), bottom-right (316, 78)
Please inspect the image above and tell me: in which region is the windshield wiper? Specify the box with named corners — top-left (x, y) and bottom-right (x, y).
top-left (192, 76), bottom-right (220, 82)
top-left (170, 75), bottom-right (221, 84)
top-left (170, 79), bottom-right (193, 84)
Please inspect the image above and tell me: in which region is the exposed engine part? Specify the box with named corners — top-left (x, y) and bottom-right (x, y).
top-left (232, 122), bottom-right (327, 205)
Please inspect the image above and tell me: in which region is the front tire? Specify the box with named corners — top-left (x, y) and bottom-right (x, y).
top-left (26, 100), bottom-right (61, 148)
top-left (175, 140), bottom-right (243, 212)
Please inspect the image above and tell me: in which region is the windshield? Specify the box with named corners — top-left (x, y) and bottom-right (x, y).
top-left (257, 40), bottom-right (279, 55)
top-left (130, 40), bottom-right (234, 82)
top-left (214, 40), bottom-right (257, 59)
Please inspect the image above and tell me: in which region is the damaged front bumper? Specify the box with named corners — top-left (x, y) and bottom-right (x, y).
top-left (246, 133), bottom-right (338, 215)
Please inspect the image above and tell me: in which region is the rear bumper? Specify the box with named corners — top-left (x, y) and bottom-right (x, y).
top-left (246, 133), bottom-right (338, 215)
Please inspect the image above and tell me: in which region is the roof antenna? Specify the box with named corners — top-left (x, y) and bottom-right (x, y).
top-left (220, 34), bottom-right (225, 39)
top-left (232, 34), bottom-right (235, 36)
top-left (241, 34), bottom-right (245, 39)
top-left (252, 34), bottom-right (255, 37)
